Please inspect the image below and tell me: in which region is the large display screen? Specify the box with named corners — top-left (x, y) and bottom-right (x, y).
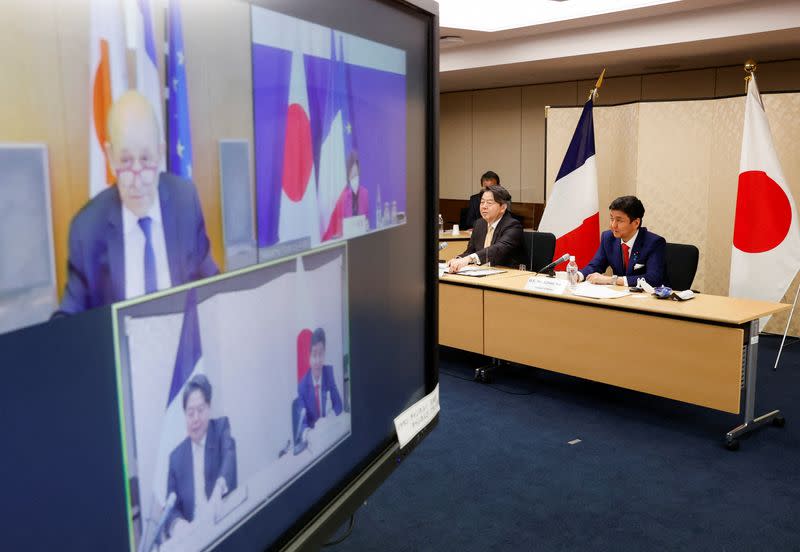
top-left (0, 0), bottom-right (435, 550)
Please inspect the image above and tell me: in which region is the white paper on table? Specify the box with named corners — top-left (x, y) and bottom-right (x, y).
top-left (394, 384), bottom-right (440, 448)
top-left (571, 282), bottom-right (631, 299)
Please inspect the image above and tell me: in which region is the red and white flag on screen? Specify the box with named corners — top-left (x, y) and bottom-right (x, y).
top-left (279, 49), bottom-right (320, 245)
top-left (89, 0), bottom-right (128, 198)
top-left (537, 98), bottom-right (600, 268)
top-left (729, 75), bottom-right (800, 311)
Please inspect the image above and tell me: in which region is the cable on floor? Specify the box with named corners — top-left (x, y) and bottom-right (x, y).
top-left (323, 513), bottom-right (356, 547)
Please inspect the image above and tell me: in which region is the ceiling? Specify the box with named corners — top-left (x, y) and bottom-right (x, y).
top-left (438, 0), bottom-right (800, 92)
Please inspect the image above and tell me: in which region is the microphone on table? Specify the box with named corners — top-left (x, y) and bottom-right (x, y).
top-left (439, 242), bottom-right (448, 251)
top-left (537, 253), bottom-right (570, 277)
top-left (142, 492), bottom-right (177, 552)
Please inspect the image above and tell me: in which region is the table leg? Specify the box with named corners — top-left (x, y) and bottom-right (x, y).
top-left (725, 319), bottom-right (785, 450)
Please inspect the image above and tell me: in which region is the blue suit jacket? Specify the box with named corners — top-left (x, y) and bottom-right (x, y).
top-left (57, 172), bottom-right (219, 315)
top-left (298, 365), bottom-right (343, 430)
top-left (580, 227), bottom-right (666, 287)
top-left (166, 417), bottom-right (237, 533)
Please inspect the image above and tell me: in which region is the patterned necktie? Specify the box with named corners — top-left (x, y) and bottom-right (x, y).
top-left (622, 242), bottom-right (630, 272)
top-left (351, 189), bottom-right (359, 216)
top-left (484, 225), bottom-right (495, 249)
top-left (138, 217), bottom-right (157, 294)
top-left (315, 383), bottom-right (322, 417)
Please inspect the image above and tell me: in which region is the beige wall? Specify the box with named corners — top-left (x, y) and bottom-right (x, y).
top-left (441, 60), bottom-right (800, 204)
top-left (0, 0), bottom-right (252, 299)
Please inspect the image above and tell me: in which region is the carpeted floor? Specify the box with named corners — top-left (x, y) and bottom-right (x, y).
top-left (332, 334), bottom-right (800, 551)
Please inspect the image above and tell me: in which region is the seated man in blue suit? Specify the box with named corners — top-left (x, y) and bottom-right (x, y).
top-left (57, 90), bottom-right (218, 315)
top-left (166, 374), bottom-right (237, 539)
top-left (580, 195), bottom-right (666, 287)
top-left (298, 328), bottom-right (343, 431)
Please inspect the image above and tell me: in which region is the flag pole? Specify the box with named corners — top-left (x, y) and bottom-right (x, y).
top-left (744, 59), bottom-right (756, 93)
top-left (588, 67), bottom-right (606, 101)
top-left (774, 278), bottom-right (800, 371)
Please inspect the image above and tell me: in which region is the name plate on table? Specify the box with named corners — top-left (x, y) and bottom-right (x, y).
top-left (525, 276), bottom-right (568, 295)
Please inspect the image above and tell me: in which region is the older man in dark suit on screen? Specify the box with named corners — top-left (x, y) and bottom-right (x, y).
top-left (57, 91), bottom-right (218, 316)
top-left (447, 184), bottom-right (524, 272)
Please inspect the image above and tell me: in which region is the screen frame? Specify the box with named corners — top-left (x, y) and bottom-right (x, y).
top-left (273, 0), bottom-right (441, 549)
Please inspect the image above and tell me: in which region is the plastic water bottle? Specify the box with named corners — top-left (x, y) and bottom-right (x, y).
top-left (438, 213), bottom-right (444, 234)
top-left (383, 201), bottom-right (390, 226)
top-left (391, 201), bottom-right (397, 225)
top-left (376, 187), bottom-right (382, 228)
top-left (566, 255), bottom-right (579, 289)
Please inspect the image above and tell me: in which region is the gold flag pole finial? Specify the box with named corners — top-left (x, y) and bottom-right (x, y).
top-left (744, 59), bottom-right (757, 93)
top-left (589, 67), bottom-right (607, 101)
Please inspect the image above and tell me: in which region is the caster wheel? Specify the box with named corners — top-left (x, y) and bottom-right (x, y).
top-left (725, 438), bottom-right (740, 451)
top-left (772, 415), bottom-right (786, 428)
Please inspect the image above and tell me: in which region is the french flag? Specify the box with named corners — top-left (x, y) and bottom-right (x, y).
top-left (150, 289), bottom-right (204, 506)
top-left (316, 31), bottom-right (349, 242)
top-left (134, 0), bottom-right (164, 167)
top-left (538, 98), bottom-right (600, 268)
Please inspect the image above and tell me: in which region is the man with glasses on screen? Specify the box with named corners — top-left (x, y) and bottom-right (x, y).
top-left (56, 91), bottom-right (218, 315)
top-left (447, 185), bottom-right (524, 272)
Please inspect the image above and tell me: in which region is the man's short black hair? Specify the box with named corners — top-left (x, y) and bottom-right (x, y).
top-left (483, 184), bottom-right (512, 208)
top-left (311, 327), bottom-right (326, 349)
top-left (183, 374), bottom-right (212, 410)
top-left (480, 170), bottom-right (500, 185)
top-left (609, 195), bottom-right (645, 223)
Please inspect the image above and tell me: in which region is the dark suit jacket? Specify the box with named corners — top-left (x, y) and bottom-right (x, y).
top-left (166, 417), bottom-right (237, 532)
top-left (298, 365), bottom-right (343, 430)
top-left (57, 172), bottom-right (219, 315)
top-left (458, 211), bottom-right (525, 267)
top-left (579, 227), bottom-right (666, 287)
top-left (462, 191), bottom-right (482, 230)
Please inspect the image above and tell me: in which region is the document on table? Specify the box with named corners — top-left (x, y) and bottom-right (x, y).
top-left (439, 263), bottom-right (505, 277)
top-left (571, 282), bottom-right (631, 299)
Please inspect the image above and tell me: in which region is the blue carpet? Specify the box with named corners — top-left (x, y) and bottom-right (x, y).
top-left (332, 335), bottom-right (800, 551)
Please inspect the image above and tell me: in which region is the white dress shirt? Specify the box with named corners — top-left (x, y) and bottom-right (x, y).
top-left (620, 230), bottom-right (639, 286)
top-left (191, 436), bottom-right (210, 520)
top-left (122, 189), bottom-right (172, 299)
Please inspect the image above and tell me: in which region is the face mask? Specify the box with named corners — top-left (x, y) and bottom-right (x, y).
top-left (349, 176), bottom-right (359, 192)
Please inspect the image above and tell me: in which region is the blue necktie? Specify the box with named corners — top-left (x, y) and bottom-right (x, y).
top-left (138, 217), bottom-right (157, 294)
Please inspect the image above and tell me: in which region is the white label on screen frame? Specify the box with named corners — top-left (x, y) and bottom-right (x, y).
top-left (394, 384), bottom-right (440, 449)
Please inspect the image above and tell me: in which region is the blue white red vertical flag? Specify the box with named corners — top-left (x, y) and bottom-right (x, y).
top-left (278, 49), bottom-right (320, 245)
top-left (132, 0), bottom-right (165, 169)
top-left (167, 0), bottom-right (193, 179)
top-left (317, 31), bottom-right (349, 242)
top-left (89, 0), bottom-right (128, 198)
top-left (151, 289), bottom-right (204, 504)
top-left (729, 75), bottom-right (800, 316)
top-left (537, 98), bottom-right (600, 268)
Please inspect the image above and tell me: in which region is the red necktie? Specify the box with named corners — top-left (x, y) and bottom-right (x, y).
top-left (315, 384), bottom-right (321, 417)
top-left (622, 243), bottom-right (630, 271)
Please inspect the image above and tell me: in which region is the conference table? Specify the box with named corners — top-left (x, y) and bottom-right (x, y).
top-left (438, 231), bottom-right (472, 261)
top-left (438, 267), bottom-right (790, 449)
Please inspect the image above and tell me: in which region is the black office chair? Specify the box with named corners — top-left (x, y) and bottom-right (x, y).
top-left (459, 207), bottom-right (470, 229)
top-left (523, 230), bottom-right (556, 272)
top-left (663, 242), bottom-right (699, 291)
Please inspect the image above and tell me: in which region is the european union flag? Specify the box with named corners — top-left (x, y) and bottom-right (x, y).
top-left (167, 0), bottom-right (193, 179)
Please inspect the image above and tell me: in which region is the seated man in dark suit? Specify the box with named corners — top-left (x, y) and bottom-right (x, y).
top-left (166, 374), bottom-right (237, 539)
top-left (298, 328), bottom-right (343, 431)
top-left (57, 90), bottom-right (218, 315)
top-left (462, 170), bottom-right (500, 230)
top-left (580, 195), bottom-right (666, 287)
top-left (447, 184), bottom-right (525, 271)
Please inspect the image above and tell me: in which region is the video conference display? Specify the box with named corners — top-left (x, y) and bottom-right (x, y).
top-left (116, 246), bottom-right (350, 551)
top-left (0, 0), bottom-right (406, 335)
top-left (1, 0), bottom-right (433, 550)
